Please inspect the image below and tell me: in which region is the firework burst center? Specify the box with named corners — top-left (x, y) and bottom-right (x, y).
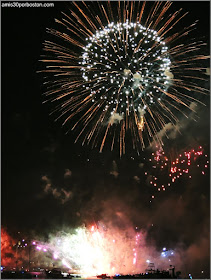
top-left (81, 21), bottom-right (172, 119)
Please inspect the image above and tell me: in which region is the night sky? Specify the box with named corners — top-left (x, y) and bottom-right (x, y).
top-left (2, 1), bottom-right (210, 278)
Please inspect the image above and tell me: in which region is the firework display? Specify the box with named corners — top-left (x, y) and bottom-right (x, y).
top-left (32, 224), bottom-right (176, 277)
top-left (2, 1), bottom-right (210, 279)
top-left (42, 1), bottom-right (209, 155)
top-left (144, 146), bottom-right (209, 192)
top-left (33, 225), bottom-right (137, 275)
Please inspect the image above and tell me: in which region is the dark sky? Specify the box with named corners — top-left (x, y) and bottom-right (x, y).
top-left (1, 1), bottom-right (210, 278)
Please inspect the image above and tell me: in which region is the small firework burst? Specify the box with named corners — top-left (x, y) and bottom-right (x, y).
top-left (144, 145), bottom-right (209, 192)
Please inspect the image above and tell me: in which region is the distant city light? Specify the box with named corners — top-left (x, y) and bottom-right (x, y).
top-left (161, 252), bottom-right (166, 257)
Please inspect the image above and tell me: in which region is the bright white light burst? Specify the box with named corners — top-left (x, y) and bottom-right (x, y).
top-left (81, 21), bottom-right (172, 117)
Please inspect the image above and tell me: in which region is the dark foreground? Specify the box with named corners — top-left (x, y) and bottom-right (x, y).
top-left (1, 270), bottom-right (183, 279)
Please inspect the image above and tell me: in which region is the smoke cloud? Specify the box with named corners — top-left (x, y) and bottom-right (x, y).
top-left (108, 113), bottom-right (124, 125)
top-left (41, 175), bottom-right (72, 204)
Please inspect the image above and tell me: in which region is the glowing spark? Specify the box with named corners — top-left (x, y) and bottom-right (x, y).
top-left (138, 116), bottom-right (145, 131)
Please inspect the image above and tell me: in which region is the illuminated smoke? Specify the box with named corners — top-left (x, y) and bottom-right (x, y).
top-left (33, 224), bottom-right (178, 277)
top-left (1, 229), bottom-right (16, 267)
top-left (108, 113), bottom-right (124, 125)
top-left (64, 169), bottom-right (72, 178)
top-left (110, 161), bottom-right (119, 178)
top-left (41, 175), bottom-right (72, 204)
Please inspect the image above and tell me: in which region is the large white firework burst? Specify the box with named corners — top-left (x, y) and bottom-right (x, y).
top-left (41, 1), bottom-right (209, 155)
